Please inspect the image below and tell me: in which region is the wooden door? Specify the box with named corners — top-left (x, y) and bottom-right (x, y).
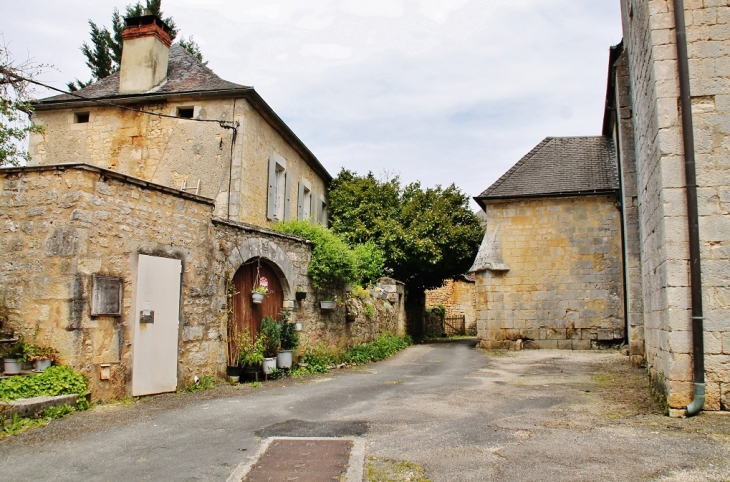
top-left (231, 260), bottom-right (284, 344)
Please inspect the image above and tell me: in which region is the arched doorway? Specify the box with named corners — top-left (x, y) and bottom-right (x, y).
top-left (230, 259), bottom-right (284, 346)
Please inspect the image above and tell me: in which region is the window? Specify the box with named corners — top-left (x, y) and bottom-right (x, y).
top-left (298, 179), bottom-right (312, 221)
top-left (318, 195), bottom-right (328, 225)
top-left (267, 155), bottom-right (290, 221)
top-left (176, 106), bottom-right (194, 118)
top-left (74, 112), bottom-right (90, 123)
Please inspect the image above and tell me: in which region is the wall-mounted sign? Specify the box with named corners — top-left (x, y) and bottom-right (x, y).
top-left (91, 275), bottom-right (123, 316)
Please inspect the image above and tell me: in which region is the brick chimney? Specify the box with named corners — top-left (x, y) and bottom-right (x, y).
top-left (118, 15), bottom-right (172, 94)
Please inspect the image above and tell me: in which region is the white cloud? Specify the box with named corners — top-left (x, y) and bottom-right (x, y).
top-left (341, 0), bottom-right (405, 18)
top-left (2, 0), bottom-right (623, 207)
top-left (301, 43), bottom-right (353, 60)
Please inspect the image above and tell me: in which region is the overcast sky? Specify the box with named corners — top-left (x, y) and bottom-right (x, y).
top-left (2, 1), bottom-right (623, 208)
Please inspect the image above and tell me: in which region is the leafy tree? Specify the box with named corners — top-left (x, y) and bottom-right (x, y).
top-left (328, 169), bottom-right (484, 292)
top-left (68, 0), bottom-right (203, 91)
top-left (0, 42), bottom-right (44, 166)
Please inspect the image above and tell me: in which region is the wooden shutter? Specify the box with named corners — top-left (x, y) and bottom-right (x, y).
top-left (297, 182), bottom-right (305, 220)
top-left (310, 191), bottom-right (317, 222)
top-left (283, 172), bottom-right (292, 221)
top-left (266, 158), bottom-right (276, 220)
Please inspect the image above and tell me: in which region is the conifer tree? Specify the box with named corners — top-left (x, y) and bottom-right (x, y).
top-left (68, 0), bottom-right (203, 91)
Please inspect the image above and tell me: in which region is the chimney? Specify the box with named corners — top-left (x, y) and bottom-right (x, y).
top-left (118, 15), bottom-right (172, 94)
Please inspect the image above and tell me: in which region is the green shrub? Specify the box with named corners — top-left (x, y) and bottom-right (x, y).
top-left (298, 338), bottom-right (344, 373)
top-left (279, 312), bottom-right (299, 351)
top-left (260, 316), bottom-right (281, 358)
top-left (274, 220), bottom-right (385, 289)
top-left (0, 366), bottom-right (89, 402)
top-left (274, 220), bottom-right (356, 289)
top-left (343, 334), bottom-right (412, 365)
top-left (351, 285), bottom-right (370, 300)
top-left (363, 303), bottom-right (375, 319)
top-left (184, 375), bottom-right (215, 393)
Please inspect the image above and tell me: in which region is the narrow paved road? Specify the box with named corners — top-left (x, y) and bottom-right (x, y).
top-left (1, 340), bottom-right (729, 481)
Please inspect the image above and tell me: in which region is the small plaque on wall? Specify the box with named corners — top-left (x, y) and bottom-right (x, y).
top-left (91, 275), bottom-right (123, 316)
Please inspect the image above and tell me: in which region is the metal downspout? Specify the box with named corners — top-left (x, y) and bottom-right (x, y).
top-left (672, 0), bottom-right (705, 416)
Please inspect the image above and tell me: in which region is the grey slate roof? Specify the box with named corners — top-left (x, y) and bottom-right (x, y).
top-left (475, 136), bottom-right (619, 207)
top-left (38, 45), bottom-right (247, 104)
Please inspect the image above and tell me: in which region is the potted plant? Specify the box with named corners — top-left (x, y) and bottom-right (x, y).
top-left (25, 344), bottom-right (59, 372)
top-left (3, 341), bottom-right (27, 375)
top-left (251, 285), bottom-right (270, 304)
top-left (260, 316), bottom-right (280, 375)
top-left (277, 313), bottom-right (299, 369)
top-left (346, 310), bottom-right (358, 323)
top-left (320, 295), bottom-right (337, 310)
top-left (294, 317), bottom-right (303, 332)
top-left (295, 286), bottom-right (307, 301)
top-left (238, 329), bottom-right (265, 382)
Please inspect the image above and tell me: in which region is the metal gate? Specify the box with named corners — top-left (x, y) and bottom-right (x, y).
top-left (444, 315), bottom-right (466, 336)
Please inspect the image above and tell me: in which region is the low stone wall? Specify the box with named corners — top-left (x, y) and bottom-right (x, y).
top-left (298, 278), bottom-right (406, 351)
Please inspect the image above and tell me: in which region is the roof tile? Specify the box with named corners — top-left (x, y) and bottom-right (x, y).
top-left (476, 136), bottom-right (619, 201)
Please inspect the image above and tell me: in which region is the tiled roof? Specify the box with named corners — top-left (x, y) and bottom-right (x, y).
top-left (475, 136), bottom-right (618, 205)
top-left (38, 45), bottom-right (247, 103)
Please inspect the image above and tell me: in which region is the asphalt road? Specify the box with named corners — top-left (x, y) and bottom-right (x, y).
top-left (1, 339), bottom-right (729, 481)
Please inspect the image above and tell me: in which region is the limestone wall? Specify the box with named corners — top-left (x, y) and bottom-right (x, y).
top-left (614, 49), bottom-right (646, 364)
top-left (620, 0), bottom-right (730, 411)
top-left (28, 97), bottom-right (328, 229)
top-left (0, 165), bottom-right (400, 400)
top-left (474, 195), bottom-right (624, 349)
top-left (425, 279), bottom-right (476, 334)
top-left (0, 164), bottom-right (218, 400)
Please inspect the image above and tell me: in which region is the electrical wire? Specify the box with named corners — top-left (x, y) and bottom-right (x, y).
top-left (2, 68), bottom-right (238, 130)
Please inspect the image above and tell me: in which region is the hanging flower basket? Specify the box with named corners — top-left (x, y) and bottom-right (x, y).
top-left (252, 292), bottom-right (265, 304)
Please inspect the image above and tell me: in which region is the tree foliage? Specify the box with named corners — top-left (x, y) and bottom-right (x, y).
top-left (0, 42), bottom-right (43, 166)
top-left (69, 0), bottom-right (204, 91)
top-left (273, 220), bottom-right (385, 289)
top-left (329, 169), bottom-right (484, 291)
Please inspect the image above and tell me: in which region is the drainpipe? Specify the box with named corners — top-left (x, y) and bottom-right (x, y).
top-left (672, 0), bottom-right (705, 416)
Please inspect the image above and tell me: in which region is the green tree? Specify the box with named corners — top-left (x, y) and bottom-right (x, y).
top-left (0, 42), bottom-right (43, 166)
top-left (68, 0), bottom-right (203, 91)
top-left (328, 169), bottom-right (484, 292)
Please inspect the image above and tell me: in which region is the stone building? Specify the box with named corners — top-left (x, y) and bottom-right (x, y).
top-left (471, 0), bottom-right (730, 415)
top-left (0, 14), bottom-right (405, 400)
top-left (470, 137), bottom-right (624, 349)
top-left (603, 0), bottom-right (730, 414)
top-left (425, 274), bottom-right (477, 335)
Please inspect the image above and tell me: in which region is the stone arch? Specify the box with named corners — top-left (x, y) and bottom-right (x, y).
top-left (225, 237), bottom-right (298, 300)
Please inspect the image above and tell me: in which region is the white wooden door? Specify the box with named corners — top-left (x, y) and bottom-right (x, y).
top-left (132, 255), bottom-right (182, 396)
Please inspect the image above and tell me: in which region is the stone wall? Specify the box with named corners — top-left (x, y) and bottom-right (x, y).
top-left (1, 164), bottom-right (403, 400)
top-left (0, 164), bottom-right (218, 401)
top-left (425, 278), bottom-right (476, 334)
top-left (620, 0), bottom-right (730, 412)
top-left (474, 195), bottom-right (624, 349)
top-left (28, 97), bottom-right (329, 229)
top-left (614, 49), bottom-right (646, 364)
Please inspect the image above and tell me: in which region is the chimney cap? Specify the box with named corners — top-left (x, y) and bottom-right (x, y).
top-left (124, 14), bottom-right (172, 36)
